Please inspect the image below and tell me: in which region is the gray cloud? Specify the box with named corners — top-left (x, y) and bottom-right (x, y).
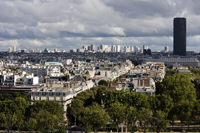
top-left (0, 0), bottom-right (200, 51)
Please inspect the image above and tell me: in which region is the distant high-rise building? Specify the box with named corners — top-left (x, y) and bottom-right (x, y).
top-left (54, 49), bottom-right (58, 53)
top-left (105, 46), bottom-right (111, 52)
top-left (70, 49), bottom-right (76, 53)
top-left (130, 47), bottom-right (134, 52)
top-left (124, 47), bottom-right (131, 53)
top-left (35, 49), bottom-right (41, 53)
top-left (82, 46), bottom-right (88, 50)
top-left (44, 48), bottom-right (49, 53)
top-left (165, 46), bottom-right (169, 52)
top-left (134, 46), bottom-right (140, 53)
top-left (8, 47), bottom-right (12, 53)
top-left (100, 45), bottom-right (105, 51)
top-left (173, 17), bottom-right (186, 56)
top-left (88, 46), bottom-right (91, 51)
top-left (143, 45), bottom-right (148, 50)
top-left (13, 46), bottom-right (16, 52)
top-left (29, 49), bottom-right (34, 53)
top-left (111, 45), bottom-right (116, 52)
top-left (91, 44), bottom-right (95, 51)
top-left (116, 45), bottom-right (120, 52)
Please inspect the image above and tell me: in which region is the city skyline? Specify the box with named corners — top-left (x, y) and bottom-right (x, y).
top-left (1, 0), bottom-right (200, 51)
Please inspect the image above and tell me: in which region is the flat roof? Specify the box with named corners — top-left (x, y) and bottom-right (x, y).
top-left (45, 62), bottom-right (63, 66)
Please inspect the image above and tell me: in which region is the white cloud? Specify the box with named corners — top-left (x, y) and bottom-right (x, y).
top-left (0, 0), bottom-right (199, 51)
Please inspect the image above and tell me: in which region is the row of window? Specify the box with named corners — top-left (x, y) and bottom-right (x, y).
top-left (32, 97), bottom-right (63, 101)
top-left (31, 91), bottom-right (73, 96)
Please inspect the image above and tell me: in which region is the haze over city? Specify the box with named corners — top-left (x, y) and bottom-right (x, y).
top-left (1, 0), bottom-right (200, 51)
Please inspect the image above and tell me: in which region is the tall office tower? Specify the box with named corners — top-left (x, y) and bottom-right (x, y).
top-left (105, 46), bottom-right (111, 52)
top-left (100, 45), bottom-right (105, 51)
top-left (29, 49), bottom-right (34, 53)
top-left (87, 46), bottom-right (90, 51)
top-left (13, 46), bottom-right (16, 52)
top-left (165, 46), bottom-right (169, 52)
top-left (173, 17), bottom-right (186, 56)
top-left (130, 47), bottom-right (134, 52)
top-left (54, 48), bottom-right (58, 53)
top-left (124, 47), bottom-right (131, 53)
top-left (134, 46), bottom-right (140, 53)
top-left (35, 48), bottom-right (40, 53)
top-left (104, 45), bottom-right (108, 50)
top-left (82, 46), bottom-right (88, 50)
top-left (8, 47), bottom-right (12, 53)
top-left (91, 44), bottom-right (95, 51)
top-left (111, 45), bottom-right (116, 52)
top-left (143, 45), bottom-right (148, 50)
top-left (116, 45), bottom-right (120, 52)
top-left (18, 48), bottom-right (21, 53)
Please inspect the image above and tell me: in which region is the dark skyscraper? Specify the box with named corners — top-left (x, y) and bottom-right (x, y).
top-left (173, 17), bottom-right (186, 56)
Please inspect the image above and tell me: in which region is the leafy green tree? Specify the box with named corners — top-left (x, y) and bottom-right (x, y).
top-left (175, 100), bottom-right (194, 131)
top-left (29, 100), bottom-right (64, 121)
top-left (34, 110), bottom-right (59, 133)
top-left (148, 94), bottom-right (173, 114)
top-left (126, 106), bottom-right (138, 133)
top-left (131, 60), bottom-right (139, 66)
top-left (138, 108), bottom-right (151, 133)
top-left (15, 110), bottom-right (24, 132)
top-left (25, 118), bottom-right (37, 133)
top-left (0, 112), bottom-right (17, 133)
top-left (167, 107), bottom-right (178, 130)
top-left (106, 101), bottom-right (126, 133)
top-left (158, 73), bottom-right (196, 103)
top-left (56, 120), bottom-right (67, 133)
top-left (192, 100), bottom-right (200, 125)
top-left (136, 93), bottom-right (149, 109)
top-left (70, 99), bottom-right (84, 126)
top-left (96, 85), bottom-right (107, 105)
top-left (98, 80), bottom-right (108, 86)
top-left (151, 110), bottom-right (169, 133)
top-left (14, 97), bottom-right (29, 115)
top-left (80, 103), bottom-right (111, 133)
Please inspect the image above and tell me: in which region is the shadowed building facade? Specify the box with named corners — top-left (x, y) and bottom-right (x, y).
top-left (173, 17), bottom-right (186, 56)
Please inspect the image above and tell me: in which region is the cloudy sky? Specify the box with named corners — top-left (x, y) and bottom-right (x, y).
top-left (1, 0), bottom-right (200, 52)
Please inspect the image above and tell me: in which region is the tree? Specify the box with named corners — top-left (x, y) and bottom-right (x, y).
top-left (98, 80), bottom-right (108, 86)
top-left (151, 110), bottom-right (169, 133)
top-left (127, 106), bottom-right (138, 133)
top-left (131, 60), bottom-right (139, 66)
top-left (158, 73), bottom-right (196, 103)
top-left (136, 93), bottom-right (149, 109)
top-left (34, 110), bottom-right (59, 133)
top-left (80, 103), bottom-right (111, 133)
top-left (25, 118), bottom-right (37, 132)
top-left (15, 110), bottom-right (24, 132)
top-left (29, 100), bottom-right (64, 121)
top-left (148, 94), bottom-right (173, 114)
top-left (0, 100), bottom-right (19, 132)
top-left (175, 100), bottom-right (194, 131)
top-left (106, 101), bottom-right (126, 133)
top-left (0, 112), bottom-right (17, 133)
top-left (14, 97), bottom-right (29, 115)
top-left (70, 99), bottom-right (84, 126)
top-left (138, 108), bottom-right (151, 133)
